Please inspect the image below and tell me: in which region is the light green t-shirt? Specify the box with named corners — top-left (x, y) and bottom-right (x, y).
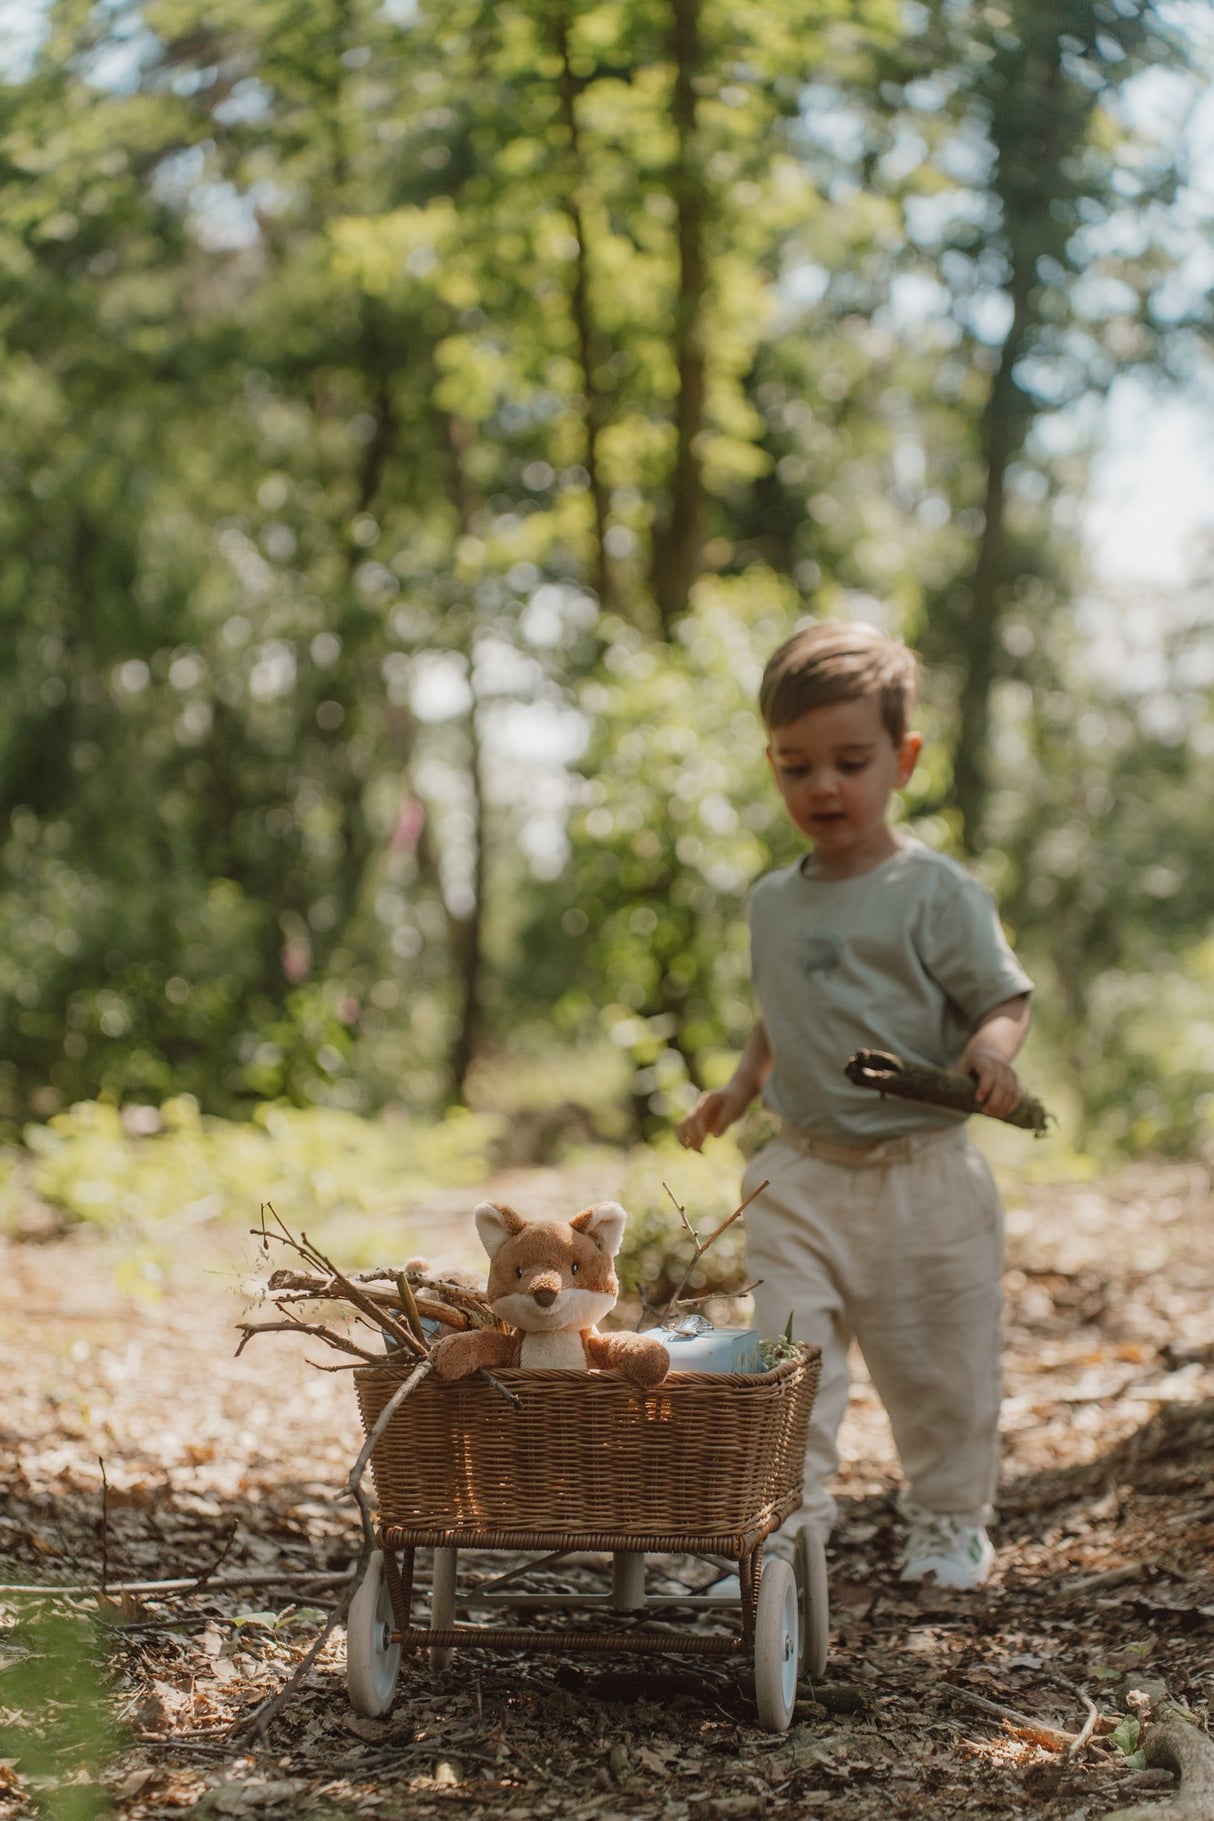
top-left (748, 838), bottom-right (1033, 1143)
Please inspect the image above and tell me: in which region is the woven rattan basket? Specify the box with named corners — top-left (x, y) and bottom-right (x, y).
top-left (354, 1345), bottom-right (820, 1541)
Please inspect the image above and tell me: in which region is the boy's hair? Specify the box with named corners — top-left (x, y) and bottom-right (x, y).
top-left (759, 620), bottom-right (918, 743)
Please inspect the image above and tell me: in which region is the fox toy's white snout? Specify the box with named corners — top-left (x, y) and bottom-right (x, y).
top-left (492, 1282), bottom-right (616, 1334)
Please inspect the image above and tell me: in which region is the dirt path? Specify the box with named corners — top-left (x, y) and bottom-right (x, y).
top-left (2, 1161), bottom-right (1212, 1821)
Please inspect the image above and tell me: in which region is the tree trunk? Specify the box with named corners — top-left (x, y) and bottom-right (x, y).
top-left (444, 414), bottom-right (488, 1102)
top-left (953, 34), bottom-right (1066, 852)
top-left (449, 682), bottom-right (487, 1100)
top-left (951, 264), bottom-right (1032, 852)
top-left (553, 5), bottom-right (615, 611)
top-left (651, 0), bottom-right (706, 638)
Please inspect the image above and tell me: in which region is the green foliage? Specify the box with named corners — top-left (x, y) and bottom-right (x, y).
top-left (0, 0), bottom-right (1209, 1160)
top-left (0, 1612), bottom-right (123, 1820)
top-left (1, 1096), bottom-right (504, 1240)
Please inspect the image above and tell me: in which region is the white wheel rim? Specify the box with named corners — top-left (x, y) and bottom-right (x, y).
top-left (777, 1571), bottom-right (798, 1710)
top-left (347, 1554), bottom-right (402, 1715)
top-left (754, 1558), bottom-right (798, 1731)
top-left (369, 1569), bottom-right (399, 1702)
top-left (794, 1530), bottom-right (830, 1682)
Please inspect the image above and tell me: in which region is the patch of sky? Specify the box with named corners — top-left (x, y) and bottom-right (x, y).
top-left (84, 19), bottom-right (158, 94)
top-left (797, 84), bottom-right (866, 162)
top-left (487, 698), bottom-right (589, 769)
top-left (379, 0), bottom-right (419, 23)
top-left (410, 651), bottom-right (472, 723)
top-left (774, 261), bottom-right (829, 321)
top-left (151, 146), bottom-right (264, 251)
top-left (956, 287), bottom-right (1013, 346)
top-left (885, 271), bottom-right (950, 326)
top-left (152, 145), bottom-right (206, 206)
top-left (190, 181), bottom-right (261, 253)
top-left (0, 0), bottom-right (48, 80)
top-left (214, 78), bottom-right (273, 127)
top-left (904, 186), bottom-right (993, 255)
top-left (1082, 376), bottom-right (1214, 586)
top-left (1068, 273), bottom-right (1143, 320)
top-left (877, 125), bottom-right (929, 186)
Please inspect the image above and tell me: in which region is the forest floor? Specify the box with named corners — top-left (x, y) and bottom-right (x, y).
top-left (1, 1155), bottom-right (1213, 1821)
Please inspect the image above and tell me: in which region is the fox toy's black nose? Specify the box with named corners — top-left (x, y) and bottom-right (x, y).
top-left (531, 1286), bottom-right (558, 1309)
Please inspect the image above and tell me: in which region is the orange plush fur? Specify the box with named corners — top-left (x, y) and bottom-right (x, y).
top-left (429, 1201), bottom-right (670, 1390)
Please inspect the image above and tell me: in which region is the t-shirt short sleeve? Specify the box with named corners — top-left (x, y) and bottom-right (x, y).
top-left (911, 862), bottom-right (1033, 1027)
top-left (747, 841), bottom-right (1033, 1143)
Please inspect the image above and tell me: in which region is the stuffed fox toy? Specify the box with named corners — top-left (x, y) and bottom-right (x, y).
top-left (429, 1201), bottom-right (670, 1390)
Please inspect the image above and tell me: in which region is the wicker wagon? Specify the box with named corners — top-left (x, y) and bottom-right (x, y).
top-left (345, 1344), bottom-right (826, 1733)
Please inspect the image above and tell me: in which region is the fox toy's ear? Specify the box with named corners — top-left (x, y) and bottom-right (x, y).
top-left (474, 1202), bottom-right (527, 1260)
top-left (570, 1200), bottom-right (627, 1258)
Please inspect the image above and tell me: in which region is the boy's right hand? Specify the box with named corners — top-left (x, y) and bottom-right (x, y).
top-left (676, 1084), bottom-right (750, 1151)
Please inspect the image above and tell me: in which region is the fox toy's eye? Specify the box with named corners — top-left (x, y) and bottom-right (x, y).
top-left (516, 1267), bottom-right (523, 1279)
top-left (571, 1261), bottom-right (579, 1276)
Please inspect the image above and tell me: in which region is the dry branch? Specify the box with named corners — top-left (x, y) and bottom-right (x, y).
top-left (235, 1316), bottom-right (383, 1363)
top-left (844, 1048), bottom-right (1051, 1133)
top-left (267, 1277), bottom-right (475, 1333)
top-left (642, 1178), bottom-right (769, 1330)
top-left (945, 1683), bottom-right (1081, 1750)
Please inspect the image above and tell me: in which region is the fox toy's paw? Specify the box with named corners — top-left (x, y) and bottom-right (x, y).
top-left (587, 1332), bottom-right (671, 1389)
top-left (429, 1330), bottom-right (515, 1381)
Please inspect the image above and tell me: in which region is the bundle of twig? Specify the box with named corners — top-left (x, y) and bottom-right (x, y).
top-left (263, 1265), bottom-right (504, 1339)
top-left (236, 1205), bottom-right (506, 1370)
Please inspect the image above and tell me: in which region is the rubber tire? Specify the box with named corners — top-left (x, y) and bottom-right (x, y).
top-left (346, 1553), bottom-right (402, 1717)
top-left (793, 1527), bottom-right (830, 1682)
top-left (429, 1546), bottom-right (457, 1672)
top-left (753, 1556), bottom-right (799, 1733)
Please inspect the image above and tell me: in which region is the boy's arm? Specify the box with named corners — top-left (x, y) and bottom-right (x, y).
top-left (676, 1020), bottom-right (773, 1151)
top-left (957, 994), bottom-right (1031, 1120)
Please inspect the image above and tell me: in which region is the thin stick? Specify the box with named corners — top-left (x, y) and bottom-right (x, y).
top-left (98, 1457), bottom-right (110, 1596)
top-left (944, 1683), bottom-right (1078, 1748)
top-left (669, 1279), bottom-right (764, 1309)
top-left (226, 1349), bottom-right (434, 1748)
top-left (227, 1576), bottom-right (359, 1745)
top-left (394, 1271), bottom-right (426, 1345)
top-left (479, 1368), bottom-right (523, 1410)
top-left (270, 1283), bottom-right (474, 1332)
top-left (234, 1318), bottom-right (383, 1363)
top-left (663, 1181), bottom-right (697, 1239)
top-left (184, 1520), bottom-right (240, 1597)
top-left (0, 1569), bottom-right (355, 1597)
top-left (296, 1230), bottom-right (425, 1359)
top-left (652, 1180), bottom-right (769, 1328)
top-left (1066, 1694), bottom-right (1100, 1758)
top-left (344, 1359), bottom-right (433, 1494)
top-left (256, 1206), bottom-right (426, 1357)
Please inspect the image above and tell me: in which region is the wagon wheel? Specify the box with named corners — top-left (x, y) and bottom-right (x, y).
top-left (346, 1552), bottom-right (402, 1717)
top-left (793, 1527), bottom-right (830, 1682)
top-left (429, 1546), bottom-right (458, 1672)
top-left (753, 1557), bottom-right (799, 1733)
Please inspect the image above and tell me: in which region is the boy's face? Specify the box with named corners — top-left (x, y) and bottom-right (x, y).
top-left (766, 695), bottom-right (921, 878)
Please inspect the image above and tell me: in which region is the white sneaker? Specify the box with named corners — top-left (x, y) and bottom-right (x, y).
top-left (899, 1513), bottom-right (995, 1590)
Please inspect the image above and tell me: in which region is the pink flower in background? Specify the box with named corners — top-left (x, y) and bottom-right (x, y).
top-left (282, 938), bottom-right (311, 983)
top-left (391, 797), bottom-right (425, 854)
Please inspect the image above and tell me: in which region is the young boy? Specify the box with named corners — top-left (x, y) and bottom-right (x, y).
top-left (677, 620), bottom-right (1032, 1589)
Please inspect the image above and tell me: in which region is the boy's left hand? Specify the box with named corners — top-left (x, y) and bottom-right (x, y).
top-left (958, 1041), bottom-right (1022, 1119)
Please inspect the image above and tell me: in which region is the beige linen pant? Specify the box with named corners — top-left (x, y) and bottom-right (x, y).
top-left (742, 1123), bottom-right (1004, 1541)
